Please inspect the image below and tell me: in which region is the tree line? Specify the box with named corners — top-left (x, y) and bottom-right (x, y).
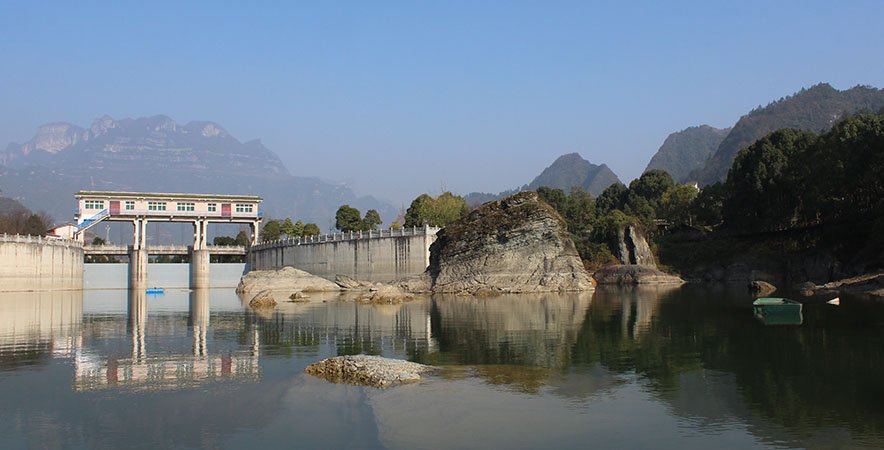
top-left (536, 110), bottom-right (884, 268)
top-left (333, 192), bottom-right (469, 233)
top-left (260, 218), bottom-right (322, 242)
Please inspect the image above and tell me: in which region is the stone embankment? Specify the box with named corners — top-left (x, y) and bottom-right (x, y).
top-left (403, 191), bottom-right (594, 295)
top-left (593, 265), bottom-right (684, 285)
top-left (237, 267), bottom-right (418, 308)
top-left (799, 272), bottom-right (884, 298)
top-left (305, 355), bottom-right (436, 388)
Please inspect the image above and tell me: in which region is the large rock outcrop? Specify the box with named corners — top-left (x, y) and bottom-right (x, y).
top-left (413, 191), bottom-right (594, 294)
top-left (617, 225), bottom-right (656, 267)
top-left (236, 267), bottom-right (341, 295)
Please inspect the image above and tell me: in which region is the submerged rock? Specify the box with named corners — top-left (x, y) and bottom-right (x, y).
top-left (418, 191), bottom-right (594, 294)
top-left (289, 291), bottom-right (310, 302)
top-left (249, 289), bottom-right (278, 308)
top-left (335, 274), bottom-right (377, 290)
top-left (236, 267), bottom-right (341, 295)
top-left (593, 264), bottom-right (684, 285)
top-left (305, 355), bottom-right (435, 388)
top-left (357, 285), bottom-right (415, 304)
top-left (749, 280), bottom-right (777, 296)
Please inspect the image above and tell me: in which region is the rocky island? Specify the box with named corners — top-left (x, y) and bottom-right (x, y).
top-left (404, 191), bottom-right (595, 295)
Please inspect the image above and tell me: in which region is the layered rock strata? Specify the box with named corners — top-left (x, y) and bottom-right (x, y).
top-left (409, 192), bottom-right (594, 294)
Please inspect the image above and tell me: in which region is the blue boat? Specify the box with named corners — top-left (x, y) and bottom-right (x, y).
top-left (753, 297), bottom-right (803, 325)
top-left (145, 287), bottom-right (165, 295)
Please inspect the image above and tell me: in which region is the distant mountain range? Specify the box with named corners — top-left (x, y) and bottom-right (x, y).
top-left (691, 83), bottom-right (884, 185)
top-left (644, 125), bottom-right (730, 183)
top-left (465, 153), bottom-right (621, 206)
top-left (0, 115), bottom-right (396, 225)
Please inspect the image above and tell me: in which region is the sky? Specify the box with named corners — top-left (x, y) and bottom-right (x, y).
top-left (1, 1), bottom-right (883, 205)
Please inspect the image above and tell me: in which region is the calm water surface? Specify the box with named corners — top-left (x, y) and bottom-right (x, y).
top-left (2, 283), bottom-right (884, 449)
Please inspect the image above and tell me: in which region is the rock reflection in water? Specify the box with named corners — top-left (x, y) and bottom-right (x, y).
top-left (253, 294), bottom-right (435, 359)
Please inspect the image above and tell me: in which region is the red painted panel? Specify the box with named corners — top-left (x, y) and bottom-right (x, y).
top-left (109, 201), bottom-right (120, 215)
top-left (221, 203), bottom-right (231, 217)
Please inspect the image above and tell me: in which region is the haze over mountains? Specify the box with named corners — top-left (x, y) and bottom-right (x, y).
top-left (0, 115), bottom-right (396, 225)
top-left (2, 83), bottom-right (881, 227)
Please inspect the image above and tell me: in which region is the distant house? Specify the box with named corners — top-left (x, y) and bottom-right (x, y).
top-left (48, 223), bottom-right (77, 239)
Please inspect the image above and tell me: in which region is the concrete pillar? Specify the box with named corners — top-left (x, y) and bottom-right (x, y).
top-left (140, 219), bottom-right (148, 249)
top-left (200, 220), bottom-right (208, 249)
top-left (132, 219), bottom-right (141, 250)
top-left (192, 220), bottom-right (202, 250)
top-left (128, 247), bottom-right (149, 291)
top-left (190, 248), bottom-right (210, 289)
top-left (252, 220), bottom-right (260, 245)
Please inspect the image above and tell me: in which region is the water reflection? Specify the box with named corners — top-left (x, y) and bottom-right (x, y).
top-left (0, 290), bottom-right (83, 369)
top-left (75, 289), bottom-right (260, 392)
top-left (1, 286), bottom-right (884, 448)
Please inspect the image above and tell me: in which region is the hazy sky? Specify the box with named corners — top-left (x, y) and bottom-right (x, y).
top-left (1, 1), bottom-right (883, 205)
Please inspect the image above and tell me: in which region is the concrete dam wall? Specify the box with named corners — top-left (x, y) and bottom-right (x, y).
top-left (248, 227), bottom-right (440, 282)
top-left (0, 235), bottom-right (84, 291)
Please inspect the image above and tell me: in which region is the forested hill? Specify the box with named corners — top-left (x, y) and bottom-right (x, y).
top-left (644, 125), bottom-right (729, 183)
top-left (464, 153), bottom-right (621, 206)
top-left (524, 153), bottom-right (621, 196)
top-left (693, 83), bottom-right (884, 185)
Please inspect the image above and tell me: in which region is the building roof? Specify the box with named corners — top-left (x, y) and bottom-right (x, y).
top-left (74, 190), bottom-right (262, 202)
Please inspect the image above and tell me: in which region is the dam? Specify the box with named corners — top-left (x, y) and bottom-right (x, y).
top-left (0, 191), bottom-right (439, 291)
top-left (248, 226), bottom-right (440, 283)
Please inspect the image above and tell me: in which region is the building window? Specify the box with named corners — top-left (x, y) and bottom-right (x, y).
top-left (84, 200), bottom-right (104, 210)
top-left (124, 201), bottom-right (135, 211)
top-left (148, 201), bottom-right (167, 211)
top-left (235, 204), bottom-right (253, 213)
top-left (207, 203), bottom-right (217, 212)
top-left (177, 202), bottom-right (195, 212)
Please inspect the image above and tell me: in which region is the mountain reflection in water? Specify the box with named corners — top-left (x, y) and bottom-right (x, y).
top-left (0, 283), bottom-right (883, 449)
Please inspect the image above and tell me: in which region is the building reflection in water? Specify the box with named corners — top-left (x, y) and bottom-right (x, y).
top-left (73, 289), bottom-right (260, 392)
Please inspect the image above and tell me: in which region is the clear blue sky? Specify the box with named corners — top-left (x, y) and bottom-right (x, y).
top-left (1, 1), bottom-right (882, 204)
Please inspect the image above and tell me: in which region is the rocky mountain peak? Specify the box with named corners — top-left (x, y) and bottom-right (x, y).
top-left (145, 115), bottom-right (177, 132)
top-left (25, 122), bottom-right (84, 154)
top-left (89, 115), bottom-right (116, 137)
top-left (184, 121), bottom-right (229, 139)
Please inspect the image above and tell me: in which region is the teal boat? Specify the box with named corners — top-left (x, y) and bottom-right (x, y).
top-left (753, 297), bottom-right (803, 325)
top-left (145, 287), bottom-right (165, 295)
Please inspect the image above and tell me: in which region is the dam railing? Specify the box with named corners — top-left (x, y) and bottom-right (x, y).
top-left (250, 226), bottom-right (441, 251)
top-left (0, 233), bottom-right (84, 248)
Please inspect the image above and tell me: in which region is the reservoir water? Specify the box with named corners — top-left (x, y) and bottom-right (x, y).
top-left (2, 281), bottom-right (884, 449)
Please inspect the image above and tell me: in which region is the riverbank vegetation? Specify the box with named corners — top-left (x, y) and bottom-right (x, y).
top-left (528, 111), bottom-right (884, 277)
